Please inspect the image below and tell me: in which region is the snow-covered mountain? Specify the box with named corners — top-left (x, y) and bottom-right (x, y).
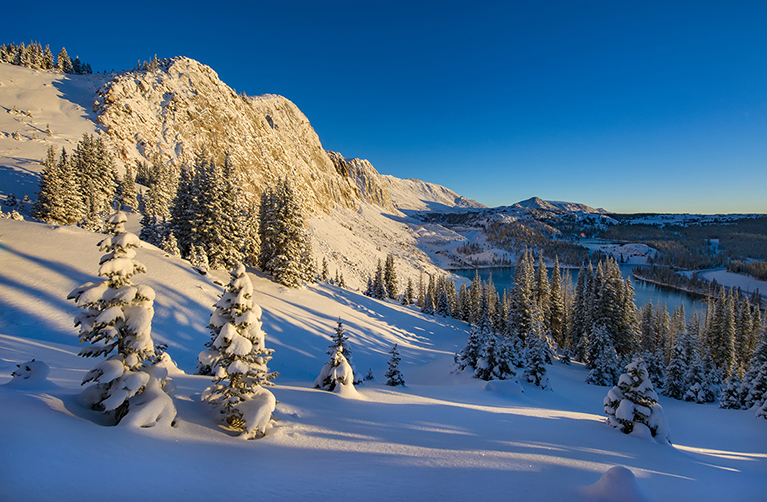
top-left (513, 196), bottom-right (608, 215)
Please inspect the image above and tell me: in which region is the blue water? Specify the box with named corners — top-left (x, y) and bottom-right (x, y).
top-left (451, 265), bottom-right (705, 314)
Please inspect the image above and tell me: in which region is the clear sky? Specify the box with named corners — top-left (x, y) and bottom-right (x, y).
top-left (6, 1), bottom-right (767, 213)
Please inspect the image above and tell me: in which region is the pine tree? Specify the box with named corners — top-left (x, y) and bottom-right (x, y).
top-left (401, 277), bottom-right (414, 305)
top-left (719, 374), bottom-right (742, 409)
top-left (746, 363), bottom-right (767, 413)
top-left (385, 344), bottom-right (405, 386)
top-left (315, 318), bottom-right (356, 392)
top-left (475, 330), bottom-right (499, 381)
top-left (569, 263), bottom-right (588, 361)
top-left (456, 324), bottom-right (483, 371)
top-left (741, 337), bottom-right (767, 408)
top-left (604, 358), bottom-right (669, 441)
top-left (524, 308), bottom-right (551, 389)
top-left (261, 179), bottom-right (309, 287)
top-left (548, 256), bottom-right (566, 350)
top-left (384, 254), bottom-right (398, 299)
top-left (372, 259), bottom-right (386, 299)
top-left (321, 257), bottom-right (329, 281)
top-left (421, 274), bottom-right (435, 315)
top-left (511, 249), bottom-right (536, 343)
top-left (200, 264), bottom-right (277, 437)
top-left (119, 164), bottom-right (138, 211)
top-left (56, 47), bottom-right (72, 73)
top-left (72, 134), bottom-right (117, 231)
top-left (67, 211), bottom-right (175, 426)
top-left (241, 204), bottom-right (260, 268)
top-left (663, 340), bottom-right (688, 400)
top-left (32, 146), bottom-right (65, 224)
top-left (170, 163), bottom-right (197, 258)
top-left (586, 324), bottom-right (619, 386)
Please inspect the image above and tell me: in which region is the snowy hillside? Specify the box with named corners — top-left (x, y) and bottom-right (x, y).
top-left (1, 216), bottom-right (766, 501)
top-left (513, 196), bottom-right (608, 215)
top-left (0, 62), bottom-right (106, 199)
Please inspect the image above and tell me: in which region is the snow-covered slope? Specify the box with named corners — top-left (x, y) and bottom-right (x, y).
top-left (381, 175), bottom-right (485, 212)
top-left (1, 216), bottom-right (765, 502)
top-left (0, 62), bottom-right (107, 200)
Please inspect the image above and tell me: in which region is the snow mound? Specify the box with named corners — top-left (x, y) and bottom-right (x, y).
top-left (581, 466), bottom-right (652, 502)
top-left (483, 379), bottom-right (524, 397)
top-left (235, 387), bottom-right (277, 439)
top-left (117, 377), bottom-right (176, 429)
top-left (6, 359), bottom-right (52, 388)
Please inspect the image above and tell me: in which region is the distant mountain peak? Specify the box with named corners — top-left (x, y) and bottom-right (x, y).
top-left (513, 197), bottom-right (607, 215)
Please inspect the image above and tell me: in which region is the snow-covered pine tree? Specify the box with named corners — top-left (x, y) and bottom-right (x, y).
top-left (67, 211), bottom-right (176, 426)
top-left (262, 178), bottom-right (309, 287)
top-left (741, 337), bottom-right (767, 409)
top-left (524, 308), bottom-right (551, 389)
top-left (604, 358), bottom-right (669, 442)
top-left (170, 163), bottom-right (197, 259)
top-left (548, 256), bottom-right (566, 349)
top-left (384, 254), bottom-right (398, 299)
top-left (663, 340), bottom-right (688, 400)
top-left (569, 263), bottom-right (588, 361)
top-left (364, 368), bottom-right (375, 381)
top-left (699, 351), bottom-right (722, 403)
top-left (719, 374), bottom-right (742, 409)
top-left (385, 344), bottom-right (405, 386)
top-left (119, 163), bottom-right (138, 211)
top-left (160, 232), bottom-right (180, 256)
top-left (586, 324), bottom-right (619, 386)
top-left (315, 318), bottom-right (356, 392)
top-left (372, 259), bottom-right (386, 299)
top-left (72, 134), bottom-right (117, 231)
top-left (241, 203), bottom-right (260, 268)
top-left (456, 324), bottom-right (483, 371)
top-left (56, 47), bottom-right (72, 73)
top-left (32, 146), bottom-right (65, 224)
top-left (422, 274), bottom-right (436, 315)
top-left (139, 156), bottom-right (176, 247)
top-left (684, 353), bottom-right (707, 403)
top-left (401, 277), bottom-right (415, 305)
top-left (200, 264), bottom-right (277, 437)
top-left (475, 330), bottom-right (498, 381)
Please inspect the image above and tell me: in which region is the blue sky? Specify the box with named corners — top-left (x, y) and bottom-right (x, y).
top-left (7, 1), bottom-right (767, 213)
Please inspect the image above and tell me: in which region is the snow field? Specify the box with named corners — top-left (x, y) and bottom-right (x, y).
top-left (1, 217), bottom-right (766, 501)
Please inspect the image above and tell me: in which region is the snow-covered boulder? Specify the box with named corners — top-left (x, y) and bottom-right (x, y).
top-left (581, 466), bottom-right (652, 502)
top-left (7, 359), bottom-right (52, 388)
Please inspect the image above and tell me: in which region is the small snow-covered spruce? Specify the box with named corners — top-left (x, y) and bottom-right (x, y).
top-left (200, 264), bottom-right (277, 438)
top-left (315, 318), bottom-right (356, 392)
top-left (604, 358), bottom-right (670, 442)
top-left (67, 211), bottom-right (176, 426)
top-left (385, 344), bottom-right (405, 386)
top-left (364, 368), bottom-right (375, 381)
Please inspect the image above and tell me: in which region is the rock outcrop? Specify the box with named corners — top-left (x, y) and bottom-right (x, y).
top-left (95, 57), bottom-right (359, 212)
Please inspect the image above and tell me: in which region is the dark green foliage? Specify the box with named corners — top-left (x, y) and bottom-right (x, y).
top-left (385, 344), bottom-right (405, 386)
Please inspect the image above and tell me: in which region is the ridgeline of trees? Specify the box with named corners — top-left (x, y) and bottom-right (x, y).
top-left (485, 220), bottom-right (589, 266)
top-left (1, 41), bottom-right (92, 74)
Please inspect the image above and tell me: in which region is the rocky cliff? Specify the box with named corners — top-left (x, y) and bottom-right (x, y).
top-left (95, 57), bottom-right (365, 212)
